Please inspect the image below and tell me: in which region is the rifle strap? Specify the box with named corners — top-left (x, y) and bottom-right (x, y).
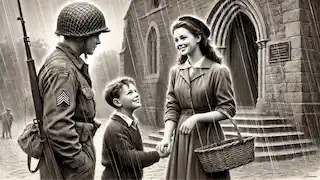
top-left (27, 154), bottom-right (40, 173)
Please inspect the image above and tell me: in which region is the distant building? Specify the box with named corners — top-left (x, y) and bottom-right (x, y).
top-left (120, 0), bottom-right (320, 141)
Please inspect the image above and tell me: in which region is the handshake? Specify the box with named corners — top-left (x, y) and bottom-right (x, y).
top-left (155, 139), bottom-right (171, 158)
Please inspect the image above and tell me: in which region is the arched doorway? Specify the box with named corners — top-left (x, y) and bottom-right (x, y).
top-left (225, 13), bottom-right (258, 107)
top-left (207, 0), bottom-right (268, 109)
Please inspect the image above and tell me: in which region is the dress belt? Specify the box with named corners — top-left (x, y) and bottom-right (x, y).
top-left (181, 109), bottom-right (209, 115)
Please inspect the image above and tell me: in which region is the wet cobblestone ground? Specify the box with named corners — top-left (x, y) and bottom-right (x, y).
top-left (1, 121), bottom-right (320, 180)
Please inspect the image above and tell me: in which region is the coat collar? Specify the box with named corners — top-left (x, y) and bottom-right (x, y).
top-left (113, 111), bottom-right (138, 127)
top-left (111, 112), bottom-right (138, 129)
top-left (178, 57), bottom-right (214, 84)
top-left (56, 42), bottom-right (85, 70)
top-left (179, 56), bottom-right (213, 70)
top-left (111, 113), bottom-right (129, 127)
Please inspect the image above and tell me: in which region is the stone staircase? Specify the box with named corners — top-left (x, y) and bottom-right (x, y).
top-left (143, 110), bottom-right (318, 162)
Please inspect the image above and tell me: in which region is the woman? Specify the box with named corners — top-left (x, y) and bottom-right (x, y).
top-left (157, 16), bottom-right (236, 180)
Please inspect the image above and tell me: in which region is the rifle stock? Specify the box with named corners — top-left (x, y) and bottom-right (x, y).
top-left (17, 0), bottom-right (63, 179)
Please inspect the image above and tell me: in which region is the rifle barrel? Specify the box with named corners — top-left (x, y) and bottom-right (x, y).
top-left (17, 0), bottom-right (32, 59)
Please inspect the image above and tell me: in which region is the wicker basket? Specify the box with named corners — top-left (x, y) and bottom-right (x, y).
top-left (194, 116), bottom-right (255, 173)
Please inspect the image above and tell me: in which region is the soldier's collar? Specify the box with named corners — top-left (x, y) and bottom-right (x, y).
top-left (57, 42), bottom-right (85, 70)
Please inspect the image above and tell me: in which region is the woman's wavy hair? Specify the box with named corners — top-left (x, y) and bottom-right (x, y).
top-left (171, 20), bottom-right (221, 65)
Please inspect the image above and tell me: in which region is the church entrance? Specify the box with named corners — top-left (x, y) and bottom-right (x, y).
top-left (225, 12), bottom-right (258, 108)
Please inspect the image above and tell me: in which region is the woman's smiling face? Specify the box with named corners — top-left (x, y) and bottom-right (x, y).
top-left (173, 27), bottom-right (200, 56)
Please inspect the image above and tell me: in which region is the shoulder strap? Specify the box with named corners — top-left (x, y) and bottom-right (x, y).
top-left (28, 154), bottom-right (40, 173)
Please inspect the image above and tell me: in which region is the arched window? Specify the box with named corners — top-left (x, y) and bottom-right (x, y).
top-left (147, 28), bottom-right (157, 74)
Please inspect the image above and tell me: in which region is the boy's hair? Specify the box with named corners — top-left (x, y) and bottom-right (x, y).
top-left (104, 76), bottom-right (136, 109)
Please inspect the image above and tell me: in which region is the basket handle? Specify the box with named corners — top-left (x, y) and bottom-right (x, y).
top-left (206, 113), bottom-right (243, 146)
top-left (226, 115), bottom-right (243, 143)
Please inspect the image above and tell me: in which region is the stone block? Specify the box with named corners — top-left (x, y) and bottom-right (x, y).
top-left (285, 72), bottom-right (303, 82)
top-left (301, 71), bottom-right (317, 84)
top-left (300, 0), bottom-right (319, 11)
top-left (285, 22), bottom-right (311, 37)
top-left (290, 48), bottom-right (307, 60)
top-left (284, 60), bottom-right (302, 72)
top-left (266, 92), bottom-right (284, 102)
top-left (284, 92), bottom-right (303, 102)
top-left (283, 9), bottom-right (310, 23)
top-left (285, 22), bottom-right (300, 37)
top-left (270, 65), bottom-right (284, 74)
top-left (282, 0), bottom-right (299, 12)
top-left (265, 66), bottom-right (272, 75)
top-left (310, 92), bottom-right (320, 102)
top-left (301, 22), bottom-right (312, 37)
top-left (266, 83), bottom-right (287, 93)
top-left (285, 92), bottom-right (320, 103)
top-left (290, 36), bottom-right (315, 50)
top-left (266, 74), bottom-right (284, 84)
top-left (287, 83), bottom-right (303, 92)
top-left (268, 14), bottom-right (283, 33)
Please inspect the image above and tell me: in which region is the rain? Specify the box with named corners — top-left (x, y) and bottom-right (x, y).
top-left (0, 0), bottom-right (320, 180)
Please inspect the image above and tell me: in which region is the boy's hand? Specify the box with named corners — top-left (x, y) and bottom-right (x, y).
top-left (156, 148), bottom-right (170, 158)
top-left (156, 139), bottom-right (171, 153)
top-left (156, 139), bottom-right (171, 158)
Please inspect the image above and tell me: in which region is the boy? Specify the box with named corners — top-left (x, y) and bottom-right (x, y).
top-left (102, 77), bottom-right (167, 180)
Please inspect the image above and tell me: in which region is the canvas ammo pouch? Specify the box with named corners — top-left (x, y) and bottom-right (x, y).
top-left (17, 120), bottom-right (45, 173)
top-left (17, 121), bottom-right (45, 160)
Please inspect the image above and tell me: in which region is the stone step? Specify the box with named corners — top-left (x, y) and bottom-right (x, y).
top-left (255, 146), bottom-right (318, 162)
top-left (224, 131), bottom-right (305, 142)
top-left (255, 139), bottom-right (315, 152)
top-left (236, 109), bottom-right (269, 116)
top-left (148, 133), bottom-right (163, 141)
top-left (143, 139), bottom-right (158, 149)
top-left (158, 129), bottom-right (164, 136)
top-left (221, 123), bottom-right (297, 133)
top-left (220, 116), bottom-right (293, 125)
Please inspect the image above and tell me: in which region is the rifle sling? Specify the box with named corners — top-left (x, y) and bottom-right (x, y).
top-left (27, 154), bottom-right (40, 173)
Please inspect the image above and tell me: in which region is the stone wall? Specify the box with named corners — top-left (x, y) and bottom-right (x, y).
top-left (263, 0), bottom-right (320, 138)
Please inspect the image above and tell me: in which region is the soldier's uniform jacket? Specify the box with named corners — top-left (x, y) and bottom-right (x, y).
top-left (38, 42), bottom-right (97, 180)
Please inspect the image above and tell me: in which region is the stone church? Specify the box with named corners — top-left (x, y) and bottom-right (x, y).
top-left (120, 0), bottom-right (320, 160)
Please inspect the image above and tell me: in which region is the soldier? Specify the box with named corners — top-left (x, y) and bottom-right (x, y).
top-left (1, 108), bottom-right (13, 138)
top-left (5, 108), bottom-right (13, 138)
top-left (38, 2), bottom-right (109, 179)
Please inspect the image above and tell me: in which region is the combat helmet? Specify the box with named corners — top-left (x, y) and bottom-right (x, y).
top-left (55, 2), bottom-right (110, 37)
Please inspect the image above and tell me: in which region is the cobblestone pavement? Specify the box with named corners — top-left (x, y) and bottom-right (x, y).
top-left (1, 121), bottom-right (320, 180)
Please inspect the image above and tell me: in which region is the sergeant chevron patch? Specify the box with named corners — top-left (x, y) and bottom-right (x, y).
top-left (56, 90), bottom-right (70, 106)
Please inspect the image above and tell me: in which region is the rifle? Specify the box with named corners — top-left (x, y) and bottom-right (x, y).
top-left (17, 0), bottom-right (63, 179)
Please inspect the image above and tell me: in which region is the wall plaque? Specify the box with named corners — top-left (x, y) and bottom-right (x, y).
top-left (269, 41), bottom-right (290, 63)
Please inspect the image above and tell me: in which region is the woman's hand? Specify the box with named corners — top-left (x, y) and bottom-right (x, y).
top-left (156, 138), bottom-right (171, 156)
top-left (179, 114), bottom-right (199, 134)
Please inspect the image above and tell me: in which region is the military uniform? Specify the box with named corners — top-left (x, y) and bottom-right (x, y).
top-left (37, 2), bottom-right (109, 180)
top-left (38, 42), bottom-right (98, 179)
